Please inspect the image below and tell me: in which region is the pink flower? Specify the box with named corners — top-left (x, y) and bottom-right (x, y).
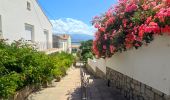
top-left (138, 24), bottom-right (146, 38)
top-left (104, 34), bottom-right (108, 40)
top-left (99, 27), bottom-right (105, 32)
top-left (144, 22), bottom-right (160, 34)
top-left (105, 17), bottom-right (115, 26)
top-left (150, 1), bottom-right (157, 7)
top-left (93, 40), bottom-right (100, 56)
top-left (145, 16), bottom-right (152, 24)
top-left (110, 45), bottom-right (116, 53)
top-left (95, 24), bottom-right (100, 28)
top-left (142, 4), bottom-right (149, 10)
top-left (103, 45), bottom-right (107, 49)
top-left (153, 4), bottom-right (163, 11)
top-left (122, 19), bottom-right (128, 27)
top-left (165, 0), bottom-right (170, 6)
top-left (125, 3), bottom-right (138, 12)
top-left (161, 25), bottom-right (170, 34)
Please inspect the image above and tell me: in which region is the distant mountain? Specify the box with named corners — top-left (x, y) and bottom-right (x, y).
top-left (70, 34), bottom-right (94, 43)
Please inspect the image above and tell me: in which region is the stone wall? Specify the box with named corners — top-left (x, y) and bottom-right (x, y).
top-left (86, 64), bottom-right (96, 76)
top-left (106, 67), bottom-right (170, 100)
top-left (86, 63), bottom-right (170, 100)
top-left (86, 64), bottom-right (106, 79)
top-left (96, 67), bottom-right (106, 79)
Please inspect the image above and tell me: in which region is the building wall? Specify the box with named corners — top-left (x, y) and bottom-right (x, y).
top-left (88, 35), bottom-right (170, 97)
top-left (53, 35), bottom-right (59, 48)
top-left (0, 0), bottom-right (52, 50)
top-left (67, 36), bottom-right (72, 53)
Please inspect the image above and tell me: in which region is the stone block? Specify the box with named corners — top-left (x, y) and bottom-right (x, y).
top-left (135, 84), bottom-right (140, 92)
top-left (164, 95), bottom-right (170, 100)
top-left (140, 84), bottom-right (145, 94)
top-left (145, 88), bottom-right (154, 100)
top-left (154, 94), bottom-right (163, 100)
top-left (152, 88), bottom-right (164, 97)
top-left (131, 83), bottom-right (135, 89)
top-left (145, 85), bottom-right (152, 90)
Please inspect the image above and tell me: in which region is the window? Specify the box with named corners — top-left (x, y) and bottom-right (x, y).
top-left (25, 24), bottom-right (34, 41)
top-left (0, 15), bottom-right (2, 33)
top-left (27, 1), bottom-right (31, 11)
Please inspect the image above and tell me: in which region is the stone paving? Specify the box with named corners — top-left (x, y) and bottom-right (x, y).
top-left (83, 68), bottom-right (127, 100)
top-left (27, 67), bottom-right (81, 100)
top-left (27, 66), bottom-right (127, 100)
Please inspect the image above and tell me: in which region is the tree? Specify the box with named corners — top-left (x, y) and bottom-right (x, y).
top-left (79, 40), bottom-right (93, 63)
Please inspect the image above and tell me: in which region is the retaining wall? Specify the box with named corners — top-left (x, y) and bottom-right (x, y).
top-left (87, 36), bottom-right (170, 100)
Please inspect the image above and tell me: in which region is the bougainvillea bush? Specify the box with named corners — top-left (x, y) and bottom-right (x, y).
top-left (92, 0), bottom-right (170, 58)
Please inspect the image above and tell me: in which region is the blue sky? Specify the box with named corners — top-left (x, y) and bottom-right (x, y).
top-left (38, 0), bottom-right (117, 35)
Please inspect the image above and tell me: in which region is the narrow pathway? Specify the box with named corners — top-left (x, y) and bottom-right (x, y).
top-left (27, 67), bottom-right (81, 100)
top-left (27, 66), bottom-right (126, 100)
top-left (82, 68), bottom-right (126, 100)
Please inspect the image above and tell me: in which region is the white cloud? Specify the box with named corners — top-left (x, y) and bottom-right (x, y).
top-left (50, 18), bottom-right (96, 36)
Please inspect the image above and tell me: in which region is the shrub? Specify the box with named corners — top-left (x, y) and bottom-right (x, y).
top-left (0, 72), bottom-right (23, 98)
top-left (0, 40), bottom-right (74, 98)
top-left (50, 52), bottom-right (74, 78)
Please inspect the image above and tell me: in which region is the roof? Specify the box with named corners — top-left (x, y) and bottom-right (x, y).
top-left (53, 34), bottom-right (70, 40)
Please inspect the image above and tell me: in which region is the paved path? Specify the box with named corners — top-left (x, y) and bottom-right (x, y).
top-left (27, 66), bottom-right (127, 100)
top-left (82, 68), bottom-right (127, 100)
top-left (27, 67), bottom-right (81, 100)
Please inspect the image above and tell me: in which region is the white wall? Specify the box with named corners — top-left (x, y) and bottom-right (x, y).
top-left (88, 58), bottom-right (106, 74)
top-left (0, 0), bottom-right (52, 50)
top-left (89, 35), bottom-right (170, 95)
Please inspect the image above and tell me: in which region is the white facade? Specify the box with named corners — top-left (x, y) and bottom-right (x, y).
top-left (59, 36), bottom-right (71, 53)
top-left (88, 35), bottom-right (170, 95)
top-left (0, 0), bottom-right (52, 50)
top-left (53, 34), bottom-right (72, 53)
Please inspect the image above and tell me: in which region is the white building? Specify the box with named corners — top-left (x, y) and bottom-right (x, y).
top-left (0, 0), bottom-right (52, 50)
top-left (53, 34), bottom-right (72, 53)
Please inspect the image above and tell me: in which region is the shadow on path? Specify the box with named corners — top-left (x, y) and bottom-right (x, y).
top-left (78, 66), bottom-right (127, 100)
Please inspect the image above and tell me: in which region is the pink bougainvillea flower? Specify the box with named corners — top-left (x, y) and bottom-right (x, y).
top-left (153, 4), bottom-right (164, 11)
top-left (149, 22), bottom-right (158, 26)
top-left (122, 19), bottom-right (128, 27)
top-left (138, 24), bottom-right (145, 38)
top-left (92, 0), bottom-right (170, 58)
top-left (110, 45), bottom-right (116, 53)
top-left (161, 25), bottom-right (170, 34)
top-left (94, 23), bottom-right (100, 28)
top-left (135, 43), bottom-right (140, 47)
top-left (106, 11), bottom-right (112, 18)
top-left (105, 17), bottom-right (115, 27)
top-left (142, 4), bottom-right (149, 10)
top-left (99, 27), bottom-right (105, 32)
top-left (125, 3), bottom-right (138, 12)
top-left (165, 0), bottom-right (170, 6)
top-left (144, 22), bottom-right (160, 34)
top-left (145, 16), bottom-right (152, 24)
top-left (148, 1), bottom-right (157, 8)
top-left (104, 34), bottom-right (108, 40)
top-left (103, 45), bottom-right (107, 49)
top-left (93, 40), bottom-right (100, 56)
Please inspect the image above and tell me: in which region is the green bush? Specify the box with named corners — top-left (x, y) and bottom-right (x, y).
top-left (50, 52), bottom-right (74, 77)
top-left (0, 72), bottom-right (23, 98)
top-left (0, 40), bottom-right (74, 98)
